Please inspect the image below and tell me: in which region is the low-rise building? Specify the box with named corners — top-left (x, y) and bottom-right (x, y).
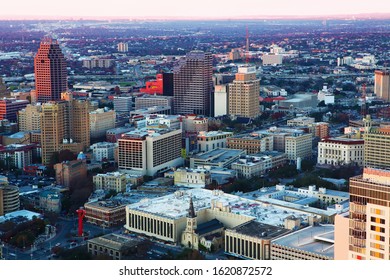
top-left (231, 151), bottom-right (287, 178)
top-left (132, 114), bottom-right (181, 130)
top-left (227, 133), bottom-right (274, 154)
top-left (225, 221), bottom-right (289, 260)
top-left (313, 122), bottom-right (330, 139)
top-left (106, 126), bottom-right (134, 143)
top-left (0, 143), bottom-right (36, 169)
top-left (130, 106), bottom-right (171, 117)
top-left (87, 233), bottom-right (141, 260)
top-left (317, 138), bottom-right (364, 166)
top-left (113, 96), bottom-right (132, 112)
top-left (90, 142), bottom-right (117, 162)
top-left (174, 168), bottom-right (212, 188)
top-left (197, 131), bottom-right (233, 152)
top-left (287, 117), bottom-right (315, 127)
top-left (85, 200), bottom-right (126, 227)
top-left (190, 148), bottom-right (246, 169)
top-left (39, 189), bottom-right (61, 213)
top-left (182, 115), bottom-right (208, 133)
top-left (271, 225), bottom-right (335, 260)
top-left (262, 53), bottom-right (283, 66)
top-left (93, 172), bottom-right (127, 193)
top-left (134, 95), bottom-right (173, 110)
top-left (124, 189), bottom-right (312, 244)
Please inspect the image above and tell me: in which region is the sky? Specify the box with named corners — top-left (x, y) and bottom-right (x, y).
top-left (1, 0), bottom-right (390, 19)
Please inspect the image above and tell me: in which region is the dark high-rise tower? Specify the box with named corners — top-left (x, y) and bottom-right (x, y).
top-left (34, 38), bottom-right (67, 103)
top-left (173, 51), bottom-right (213, 116)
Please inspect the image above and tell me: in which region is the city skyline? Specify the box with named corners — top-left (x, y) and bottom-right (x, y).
top-left (1, 0), bottom-right (390, 19)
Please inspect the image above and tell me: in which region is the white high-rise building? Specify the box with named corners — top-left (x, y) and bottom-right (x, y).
top-left (118, 128), bottom-right (183, 176)
top-left (214, 84), bottom-right (228, 117)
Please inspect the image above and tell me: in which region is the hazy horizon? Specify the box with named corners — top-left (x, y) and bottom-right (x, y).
top-left (1, 0), bottom-right (390, 20)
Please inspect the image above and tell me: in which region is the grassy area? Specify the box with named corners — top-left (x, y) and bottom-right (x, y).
top-left (118, 82), bottom-right (136, 87)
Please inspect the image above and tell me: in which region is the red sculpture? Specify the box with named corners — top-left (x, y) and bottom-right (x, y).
top-left (76, 208), bottom-right (86, 237)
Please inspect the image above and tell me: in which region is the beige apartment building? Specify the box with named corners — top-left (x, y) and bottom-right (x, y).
top-left (197, 131), bottom-right (233, 152)
top-left (317, 138), bottom-right (364, 166)
top-left (284, 132), bottom-right (312, 162)
top-left (93, 172), bottom-right (127, 193)
top-left (173, 168), bottom-right (212, 188)
top-left (231, 152), bottom-right (287, 178)
top-left (228, 66), bottom-right (260, 118)
top-left (18, 104), bottom-right (42, 131)
top-left (89, 108), bottom-right (116, 139)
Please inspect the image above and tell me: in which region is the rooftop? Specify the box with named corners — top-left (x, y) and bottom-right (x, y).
top-left (0, 210), bottom-right (42, 224)
top-left (320, 137), bottom-right (364, 145)
top-left (229, 220), bottom-right (289, 239)
top-left (86, 200), bottom-right (126, 209)
top-left (192, 148), bottom-right (245, 163)
top-left (198, 131), bottom-right (233, 138)
top-left (228, 132), bottom-right (271, 140)
top-left (127, 189), bottom-right (311, 226)
top-left (95, 172), bottom-right (125, 178)
top-left (272, 225), bottom-right (335, 258)
top-left (122, 127), bottom-right (180, 139)
top-left (88, 233), bottom-right (140, 251)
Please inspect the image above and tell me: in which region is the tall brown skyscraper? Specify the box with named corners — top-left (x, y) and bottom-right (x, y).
top-left (40, 93), bottom-right (90, 165)
top-left (173, 51), bottom-right (213, 116)
top-left (228, 65), bottom-right (260, 118)
top-left (34, 38), bottom-right (67, 103)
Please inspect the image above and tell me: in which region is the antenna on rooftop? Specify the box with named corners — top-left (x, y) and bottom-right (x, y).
top-left (245, 26), bottom-right (250, 64)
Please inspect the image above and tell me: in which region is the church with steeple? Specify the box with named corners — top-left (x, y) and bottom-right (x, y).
top-left (181, 196), bottom-right (225, 251)
top-left (181, 197), bottom-right (199, 249)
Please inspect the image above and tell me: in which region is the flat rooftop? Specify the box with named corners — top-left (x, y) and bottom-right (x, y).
top-left (229, 220), bottom-right (289, 239)
top-left (123, 127), bottom-right (179, 138)
top-left (86, 200), bottom-right (126, 209)
top-left (198, 131), bottom-right (232, 137)
top-left (0, 210), bottom-right (42, 224)
top-left (239, 187), bottom-right (348, 216)
top-left (228, 133), bottom-right (270, 140)
top-left (272, 225), bottom-right (335, 258)
top-left (192, 148), bottom-right (245, 163)
top-left (88, 233), bottom-right (140, 251)
top-left (127, 189), bottom-right (311, 227)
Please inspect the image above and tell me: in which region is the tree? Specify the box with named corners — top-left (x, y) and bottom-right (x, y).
top-left (58, 150), bottom-right (77, 162)
top-left (318, 100), bottom-right (326, 107)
